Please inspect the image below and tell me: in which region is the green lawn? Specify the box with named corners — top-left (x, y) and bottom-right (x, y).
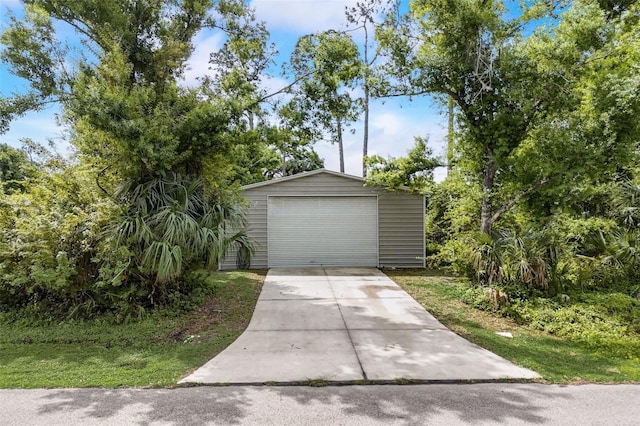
top-left (387, 269), bottom-right (640, 383)
top-left (3, 268), bottom-right (638, 388)
top-left (0, 270), bottom-right (265, 388)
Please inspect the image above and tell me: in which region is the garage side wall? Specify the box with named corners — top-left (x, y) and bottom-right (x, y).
top-left (220, 172), bottom-right (424, 269)
top-left (377, 192), bottom-right (425, 268)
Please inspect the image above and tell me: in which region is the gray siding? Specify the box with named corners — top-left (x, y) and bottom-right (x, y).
top-left (378, 192), bottom-right (425, 268)
top-left (220, 170), bottom-right (424, 269)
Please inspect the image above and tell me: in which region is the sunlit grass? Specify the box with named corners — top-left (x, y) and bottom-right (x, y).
top-left (387, 269), bottom-right (640, 383)
top-left (0, 270), bottom-right (265, 388)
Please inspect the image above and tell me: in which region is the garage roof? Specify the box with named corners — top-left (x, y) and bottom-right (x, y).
top-left (241, 168), bottom-right (410, 191)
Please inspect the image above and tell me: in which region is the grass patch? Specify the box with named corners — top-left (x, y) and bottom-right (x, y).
top-left (0, 270), bottom-right (265, 388)
top-left (386, 269), bottom-right (640, 384)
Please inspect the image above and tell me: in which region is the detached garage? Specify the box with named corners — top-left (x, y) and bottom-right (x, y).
top-left (221, 169), bottom-right (425, 269)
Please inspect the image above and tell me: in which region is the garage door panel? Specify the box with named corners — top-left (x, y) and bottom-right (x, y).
top-left (268, 196), bottom-right (378, 268)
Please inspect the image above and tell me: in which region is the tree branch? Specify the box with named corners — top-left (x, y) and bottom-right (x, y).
top-left (491, 176), bottom-right (552, 224)
top-left (96, 165), bottom-right (112, 197)
top-left (253, 68), bottom-right (317, 104)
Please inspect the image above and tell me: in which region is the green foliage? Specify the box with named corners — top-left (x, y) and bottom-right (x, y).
top-left (0, 166), bottom-right (252, 318)
top-left (378, 0), bottom-right (640, 234)
top-left (375, 0), bottom-right (640, 288)
top-left (0, 143), bottom-right (36, 193)
top-left (288, 30), bottom-right (362, 171)
top-left (259, 125), bottom-right (324, 180)
top-left (451, 278), bottom-right (640, 358)
top-left (1, 0), bottom-right (639, 329)
top-left (70, 47), bottom-right (236, 180)
top-left (212, 125), bottom-right (324, 186)
top-left (611, 179), bottom-right (640, 231)
top-left (425, 171), bottom-right (481, 259)
top-left (209, 0), bottom-right (276, 105)
top-left (365, 137), bottom-right (441, 192)
top-left (514, 294), bottom-right (640, 358)
top-left (0, 1), bottom-right (268, 317)
top-left (0, 162), bottom-right (118, 316)
top-left (111, 173), bottom-right (252, 289)
top-left (444, 228), bottom-right (550, 291)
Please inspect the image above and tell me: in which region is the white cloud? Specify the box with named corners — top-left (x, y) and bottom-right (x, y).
top-left (314, 98), bottom-right (449, 180)
top-left (2, 106), bottom-right (72, 155)
top-left (259, 74), bottom-right (294, 103)
top-left (251, 0), bottom-right (357, 34)
top-left (181, 31), bottom-right (225, 87)
top-left (371, 112), bottom-right (403, 136)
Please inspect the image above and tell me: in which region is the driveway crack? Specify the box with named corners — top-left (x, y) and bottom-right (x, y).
top-left (323, 268), bottom-right (368, 380)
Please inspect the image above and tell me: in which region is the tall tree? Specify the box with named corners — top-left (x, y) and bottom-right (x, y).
top-left (345, 0), bottom-right (389, 176)
top-left (207, 0), bottom-right (277, 131)
top-left (378, 0), bottom-right (640, 234)
top-left (2, 0), bottom-right (219, 178)
top-left (288, 31), bottom-right (362, 173)
top-left (0, 0), bottom-right (271, 298)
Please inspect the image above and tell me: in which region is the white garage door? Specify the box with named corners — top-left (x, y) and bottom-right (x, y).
top-left (268, 196), bottom-right (378, 267)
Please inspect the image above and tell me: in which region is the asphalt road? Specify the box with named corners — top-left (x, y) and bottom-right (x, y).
top-left (1, 383), bottom-right (639, 425)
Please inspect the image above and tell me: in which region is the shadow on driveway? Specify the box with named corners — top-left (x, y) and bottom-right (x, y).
top-left (180, 267), bottom-right (539, 384)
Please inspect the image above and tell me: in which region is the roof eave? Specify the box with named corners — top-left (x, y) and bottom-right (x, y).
top-left (240, 168), bottom-right (363, 190)
top-left (239, 168), bottom-right (413, 192)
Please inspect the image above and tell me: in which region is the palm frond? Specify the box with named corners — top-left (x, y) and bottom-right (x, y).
top-left (107, 173), bottom-right (253, 285)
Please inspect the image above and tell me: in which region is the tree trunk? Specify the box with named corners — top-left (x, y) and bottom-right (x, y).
top-left (447, 96), bottom-right (454, 172)
top-left (337, 119), bottom-right (345, 173)
top-left (362, 25), bottom-right (370, 177)
top-left (362, 85), bottom-right (369, 177)
top-left (281, 150), bottom-right (287, 176)
top-left (248, 111), bottom-right (255, 131)
top-left (480, 153), bottom-right (497, 234)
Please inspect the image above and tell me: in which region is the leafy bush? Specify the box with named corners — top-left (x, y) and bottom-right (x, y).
top-left (457, 285), bottom-right (498, 311)
top-left (424, 171), bottom-right (482, 265)
top-left (457, 281), bottom-right (640, 358)
top-left (444, 228), bottom-right (551, 291)
top-left (0, 163), bottom-right (117, 315)
top-left (514, 295), bottom-right (640, 357)
top-left (0, 164), bottom-right (252, 319)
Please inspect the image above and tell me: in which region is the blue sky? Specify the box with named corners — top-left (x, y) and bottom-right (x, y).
top-left (0, 0), bottom-right (448, 179)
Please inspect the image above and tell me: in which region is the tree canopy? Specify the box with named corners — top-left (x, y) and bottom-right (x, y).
top-left (376, 0), bottom-right (640, 234)
top-left (0, 0), bottom-right (277, 316)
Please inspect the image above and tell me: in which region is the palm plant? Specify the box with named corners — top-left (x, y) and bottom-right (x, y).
top-left (612, 179), bottom-right (640, 231)
top-left (112, 172), bottom-right (252, 290)
top-left (471, 232), bottom-right (502, 285)
top-left (470, 228), bottom-right (549, 290)
top-left (498, 228), bottom-right (548, 290)
top-left (596, 230), bottom-right (640, 274)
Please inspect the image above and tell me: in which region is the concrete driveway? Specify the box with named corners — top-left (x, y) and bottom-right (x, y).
top-left (180, 268), bottom-right (539, 384)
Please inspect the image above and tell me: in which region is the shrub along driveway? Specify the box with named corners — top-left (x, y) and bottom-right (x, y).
top-left (180, 268), bottom-right (539, 384)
